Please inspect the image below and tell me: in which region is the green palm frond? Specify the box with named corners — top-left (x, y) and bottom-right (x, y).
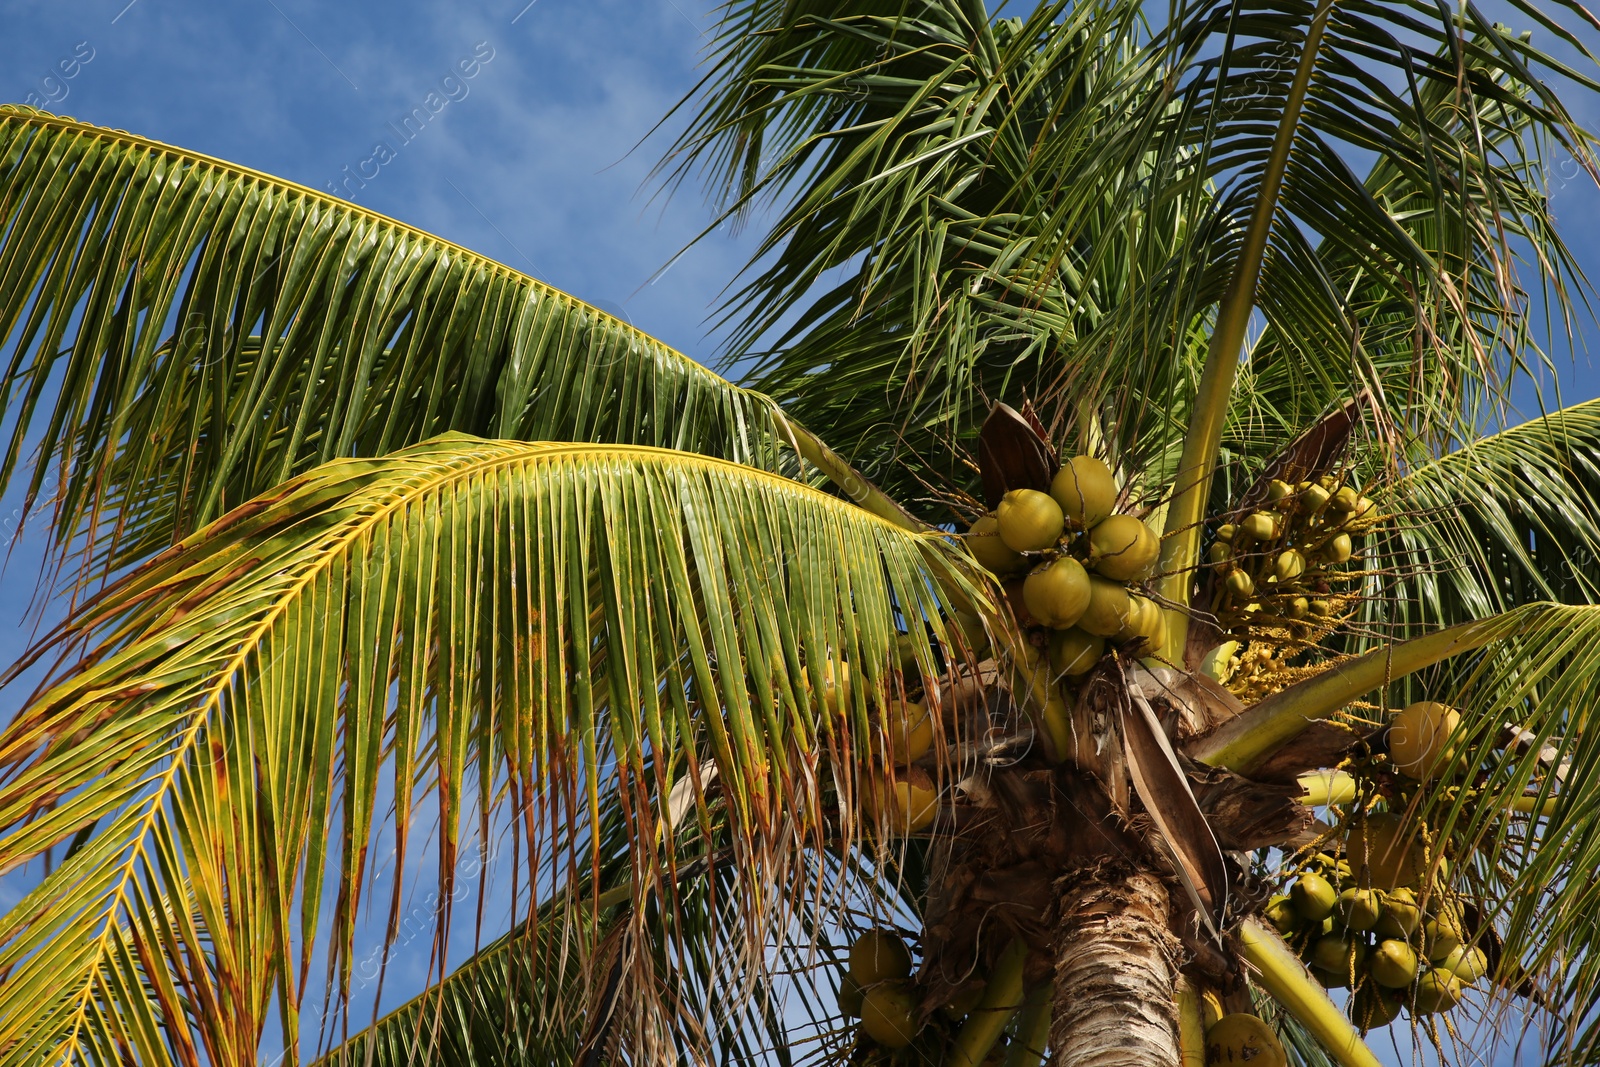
top-left (0, 435), bottom-right (974, 1066)
top-left (0, 107), bottom-right (796, 595)
top-left (1371, 398), bottom-right (1600, 640)
top-left (661, 0), bottom-right (1593, 511)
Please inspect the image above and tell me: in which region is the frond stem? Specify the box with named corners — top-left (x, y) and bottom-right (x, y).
top-left (945, 938), bottom-right (1028, 1067)
top-left (1158, 0), bottom-right (1338, 652)
top-left (1236, 918), bottom-right (1383, 1067)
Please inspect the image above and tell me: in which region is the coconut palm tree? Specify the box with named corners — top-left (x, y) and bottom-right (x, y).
top-left (3, 0), bottom-right (1600, 1062)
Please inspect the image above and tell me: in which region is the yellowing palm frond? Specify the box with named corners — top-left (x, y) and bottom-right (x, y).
top-left (0, 435), bottom-right (975, 1066)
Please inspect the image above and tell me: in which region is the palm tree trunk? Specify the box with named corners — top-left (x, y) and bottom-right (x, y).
top-left (1050, 871), bottom-right (1182, 1067)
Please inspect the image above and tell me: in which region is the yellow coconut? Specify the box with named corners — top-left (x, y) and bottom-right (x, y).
top-left (1350, 984), bottom-right (1403, 1030)
top-left (1437, 945), bottom-right (1488, 984)
top-left (1224, 570), bottom-right (1255, 599)
top-left (864, 765), bottom-right (939, 833)
top-left (800, 660), bottom-right (852, 716)
top-left (1077, 577), bottom-right (1131, 637)
top-left (1051, 455), bottom-right (1118, 528)
top-left (1412, 970), bottom-right (1463, 1015)
top-left (1117, 595), bottom-right (1166, 651)
top-left (964, 514), bottom-right (1025, 575)
top-left (1339, 888), bottom-right (1383, 932)
top-left (1330, 485), bottom-right (1360, 512)
top-left (1389, 701), bottom-right (1461, 781)
top-left (1291, 872), bottom-right (1337, 921)
top-left (1242, 511), bottom-right (1280, 541)
top-left (1373, 888), bottom-right (1422, 939)
top-left (1204, 1014), bottom-right (1286, 1067)
top-left (1368, 939), bottom-right (1419, 988)
top-left (996, 489), bottom-right (1065, 553)
top-left (849, 930), bottom-right (913, 985)
top-left (878, 699), bottom-right (934, 765)
top-left (1350, 814), bottom-right (1426, 891)
top-left (1088, 515), bottom-right (1160, 581)
top-left (1274, 549), bottom-right (1307, 582)
top-left (861, 981), bottom-right (921, 1049)
top-left (1022, 556), bottom-right (1093, 629)
top-left (1321, 532), bottom-right (1353, 564)
top-left (1050, 628), bottom-right (1106, 677)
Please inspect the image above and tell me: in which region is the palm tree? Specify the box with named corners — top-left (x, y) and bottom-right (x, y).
top-left (2, 0), bottom-right (1600, 1062)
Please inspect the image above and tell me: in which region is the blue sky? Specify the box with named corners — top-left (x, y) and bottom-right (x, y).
top-left (1, 0), bottom-right (1598, 1063)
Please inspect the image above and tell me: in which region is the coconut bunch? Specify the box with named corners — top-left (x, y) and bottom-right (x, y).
top-left (963, 455), bottom-right (1165, 664)
top-left (837, 930), bottom-right (989, 1056)
top-left (1264, 811), bottom-right (1487, 1031)
top-left (1202, 475), bottom-right (1379, 692)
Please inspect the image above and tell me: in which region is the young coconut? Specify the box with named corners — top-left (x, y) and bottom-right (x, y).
top-left (860, 981), bottom-right (921, 1049)
top-left (1412, 970), bottom-right (1464, 1015)
top-left (849, 930), bottom-right (913, 985)
top-left (1022, 556), bottom-right (1092, 629)
top-left (964, 515), bottom-right (1025, 575)
top-left (1242, 511), bottom-right (1281, 541)
top-left (1311, 933), bottom-right (1368, 976)
top-left (1368, 939), bottom-right (1420, 988)
top-left (1050, 628), bottom-right (1106, 677)
top-left (1291, 872), bottom-right (1337, 921)
top-left (1051, 455), bottom-right (1118, 528)
top-left (1321, 532), bottom-right (1353, 564)
top-left (1204, 1014), bottom-right (1287, 1067)
top-left (1274, 549), bottom-right (1307, 582)
top-left (800, 660), bottom-right (852, 716)
top-left (878, 699), bottom-right (934, 765)
top-left (1225, 569), bottom-right (1256, 599)
top-left (1088, 514), bottom-right (1160, 581)
top-left (996, 489), bottom-right (1064, 552)
top-left (863, 765), bottom-right (939, 834)
top-left (1373, 888), bottom-right (1422, 938)
top-left (838, 973), bottom-right (865, 1018)
top-left (1437, 945), bottom-right (1488, 984)
top-left (1350, 814), bottom-right (1427, 890)
top-left (1339, 887), bottom-right (1383, 931)
top-left (1350, 984), bottom-right (1404, 1030)
top-left (1389, 701), bottom-right (1462, 780)
top-left (1077, 577), bottom-right (1131, 637)
top-left (1117, 594), bottom-right (1166, 651)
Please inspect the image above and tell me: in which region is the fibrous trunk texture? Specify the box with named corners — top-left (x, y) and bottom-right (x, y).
top-left (1050, 870), bottom-right (1181, 1067)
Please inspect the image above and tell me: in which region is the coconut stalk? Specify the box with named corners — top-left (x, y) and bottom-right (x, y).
top-left (947, 938), bottom-right (1029, 1067)
top-left (1157, 0), bottom-right (1338, 654)
top-left (1174, 976), bottom-right (1207, 1067)
top-left (1190, 615), bottom-right (1518, 770)
top-left (1002, 982), bottom-right (1055, 1067)
top-left (1298, 770), bottom-right (1358, 807)
top-left (1236, 918), bottom-right (1383, 1067)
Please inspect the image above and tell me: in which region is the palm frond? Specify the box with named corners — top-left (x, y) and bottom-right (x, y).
top-left (1372, 397), bottom-right (1600, 640)
top-left (659, 0), bottom-right (1596, 515)
top-left (0, 107), bottom-right (796, 597)
top-left (0, 435), bottom-right (975, 1066)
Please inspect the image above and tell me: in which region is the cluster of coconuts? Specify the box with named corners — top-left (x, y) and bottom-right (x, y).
top-left (1207, 475), bottom-right (1376, 628)
top-left (1265, 817), bottom-right (1485, 1030)
top-left (837, 930), bottom-right (987, 1052)
top-left (801, 660), bottom-right (946, 835)
top-left (964, 455), bottom-right (1165, 666)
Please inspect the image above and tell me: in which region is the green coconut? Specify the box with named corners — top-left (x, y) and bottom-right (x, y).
top-left (1368, 939), bottom-right (1420, 988)
top-left (860, 981), bottom-right (921, 1049)
top-left (1225, 570), bottom-right (1256, 599)
top-left (1321, 532), bottom-right (1353, 563)
top-left (1350, 984), bottom-right (1404, 1030)
top-left (1274, 549), bottom-right (1307, 582)
top-left (1287, 596), bottom-right (1310, 619)
top-left (1051, 455), bottom-right (1118, 528)
top-left (1291, 872), bottom-right (1337, 921)
top-left (1330, 486), bottom-right (1360, 512)
top-left (1265, 896), bottom-right (1303, 936)
top-left (964, 514), bottom-right (1025, 575)
top-left (1312, 933), bottom-right (1368, 976)
top-left (849, 930), bottom-right (913, 986)
top-left (1204, 1014), bottom-right (1286, 1067)
top-left (1242, 511), bottom-right (1280, 541)
top-left (838, 973), bottom-right (865, 1018)
top-left (1299, 482), bottom-right (1332, 512)
top-left (1023, 556), bottom-right (1093, 629)
top-left (1350, 814), bottom-right (1427, 890)
top-left (1412, 970), bottom-right (1464, 1015)
top-left (1050, 628), bottom-right (1105, 678)
top-left (996, 489), bottom-right (1064, 553)
top-left (1077, 577), bottom-right (1131, 637)
top-left (1208, 541), bottom-right (1232, 566)
top-left (1339, 888), bottom-right (1383, 932)
top-left (1088, 514), bottom-right (1160, 581)
top-left (1373, 888), bottom-right (1422, 938)
top-left (1437, 945), bottom-right (1488, 984)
